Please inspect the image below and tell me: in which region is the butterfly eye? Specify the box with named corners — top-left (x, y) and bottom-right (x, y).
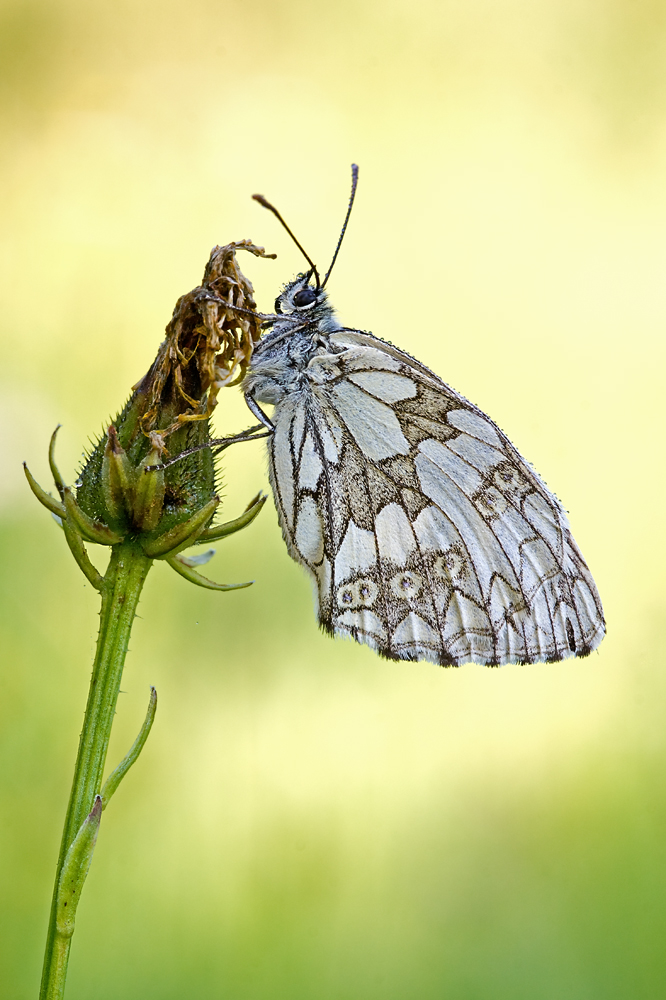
top-left (293, 287), bottom-right (316, 308)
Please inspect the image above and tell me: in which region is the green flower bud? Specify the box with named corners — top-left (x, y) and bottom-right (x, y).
top-left (73, 240), bottom-right (272, 546)
top-left (27, 241), bottom-right (273, 587)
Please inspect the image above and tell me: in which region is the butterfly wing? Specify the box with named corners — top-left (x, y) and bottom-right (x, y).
top-left (266, 329), bottom-right (605, 666)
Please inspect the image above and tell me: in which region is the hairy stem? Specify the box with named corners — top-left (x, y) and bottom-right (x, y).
top-left (39, 540), bottom-right (152, 1000)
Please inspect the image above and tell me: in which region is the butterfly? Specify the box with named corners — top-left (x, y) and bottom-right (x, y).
top-left (242, 165), bottom-right (605, 666)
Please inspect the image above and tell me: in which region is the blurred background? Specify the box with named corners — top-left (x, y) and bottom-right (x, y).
top-left (2, 0), bottom-right (666, 996)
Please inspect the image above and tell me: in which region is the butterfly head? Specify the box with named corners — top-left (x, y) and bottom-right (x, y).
top-left (265, 273), bottom-right (340, 336)
top-left (274, 273), bottom-right (327, 316)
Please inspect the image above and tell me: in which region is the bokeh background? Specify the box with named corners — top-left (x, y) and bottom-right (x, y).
top-left (2, 0), bottom-right (666, 996)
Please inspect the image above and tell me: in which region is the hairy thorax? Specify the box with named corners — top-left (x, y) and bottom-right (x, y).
top-left (244, 308), bottom-right (343, 405)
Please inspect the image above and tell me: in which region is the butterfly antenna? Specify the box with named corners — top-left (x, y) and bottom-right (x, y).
top-left (322, 164), bottom-right (359, 288)
top-left (252, 192), bottom-right (320, 288)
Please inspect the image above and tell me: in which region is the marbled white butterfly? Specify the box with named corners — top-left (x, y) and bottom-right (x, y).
top-left (243, 165), bottom-right (605, 666)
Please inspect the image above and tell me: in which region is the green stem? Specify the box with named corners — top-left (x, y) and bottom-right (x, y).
top-left (39, 540), bottom-right (152, 1000)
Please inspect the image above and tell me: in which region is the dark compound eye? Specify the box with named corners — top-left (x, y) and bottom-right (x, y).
top-left (293, 287), bottom-right (316, 307)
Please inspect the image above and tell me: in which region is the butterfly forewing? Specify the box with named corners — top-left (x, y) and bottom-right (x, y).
top-left (261, 328), bottom-right (605, 667)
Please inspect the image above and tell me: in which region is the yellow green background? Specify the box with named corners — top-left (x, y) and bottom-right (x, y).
top-left (2, 1), bottom-right (666, 996)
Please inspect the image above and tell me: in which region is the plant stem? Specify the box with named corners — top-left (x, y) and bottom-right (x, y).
top-left (39, 539), bottom-right (153, 1000)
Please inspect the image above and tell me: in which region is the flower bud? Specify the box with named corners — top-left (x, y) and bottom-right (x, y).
top-left (73, 241), bottom-right (272, 545)
top-left (28, 242), bottom-right (272, 589)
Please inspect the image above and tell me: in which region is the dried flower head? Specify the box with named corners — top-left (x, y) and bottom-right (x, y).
top-left (138, 240), bottom-right (275, 453)
top-left (25, 240), bottom-right (271, 587)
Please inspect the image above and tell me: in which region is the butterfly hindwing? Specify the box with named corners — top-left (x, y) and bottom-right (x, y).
top-left (265, 329), bottom-right (605, 666)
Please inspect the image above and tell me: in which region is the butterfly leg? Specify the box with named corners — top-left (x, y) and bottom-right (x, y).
top-left (244, 392), bottom-right (275, 432)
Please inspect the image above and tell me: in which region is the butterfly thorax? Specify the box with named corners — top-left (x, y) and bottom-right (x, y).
top-left (244, 275), bottom-right (343, 405)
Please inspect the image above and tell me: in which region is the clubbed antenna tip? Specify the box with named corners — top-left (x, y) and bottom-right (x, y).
top-left (322, 164), bottom-right (359, 288)
top-left (252, 193), bottom-right (320, 287)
